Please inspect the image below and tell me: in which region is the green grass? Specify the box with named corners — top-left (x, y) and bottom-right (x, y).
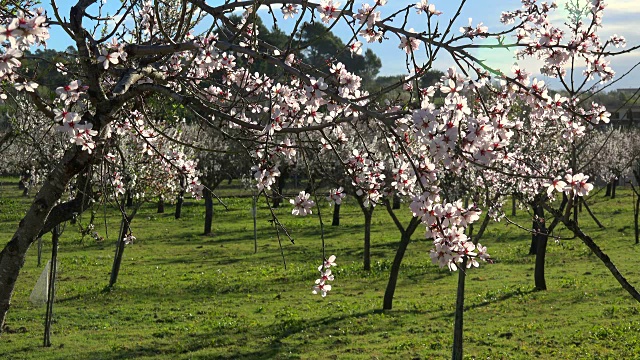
top-left (1, 177), bottom-right (640, 359)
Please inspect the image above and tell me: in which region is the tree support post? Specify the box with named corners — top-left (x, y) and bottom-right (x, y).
top-left (43, 225), bottom-right (59, 347)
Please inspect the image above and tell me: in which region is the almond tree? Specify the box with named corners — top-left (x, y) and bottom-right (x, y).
top-left (0, 3), bottom-right (639, 360)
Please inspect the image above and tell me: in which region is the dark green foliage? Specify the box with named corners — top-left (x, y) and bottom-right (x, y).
top-left (298, 22), bottom-right (381, 83)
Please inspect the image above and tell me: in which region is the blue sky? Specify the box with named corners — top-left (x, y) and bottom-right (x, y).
top-left (42, 0), bottom-right (640, 90)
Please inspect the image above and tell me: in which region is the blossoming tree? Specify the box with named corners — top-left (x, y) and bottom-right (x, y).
top-left (1, 1), bottom-right (639, 359)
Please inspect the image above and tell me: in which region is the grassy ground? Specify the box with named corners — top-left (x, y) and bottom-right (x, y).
top-left (1, 177), bottom-right (640, 359)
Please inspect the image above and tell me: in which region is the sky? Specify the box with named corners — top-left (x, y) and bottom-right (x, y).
top-left (42, 0), bottom-right (640, 91)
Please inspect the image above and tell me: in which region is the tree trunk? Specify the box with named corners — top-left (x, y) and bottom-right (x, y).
top-left (0, 148), bottom-right (92, 335)
top-left (605, 182), bottom-right (611, 197)
top-left (383, 233), bottom-right (411, 310)
top-left (126, 193), bottom-right (133, 207)
top-left (612, 179), bottom-right (618, 199)
top-left (511, 196), bottom-right (516, 216)
top-left (109, 215), bottom-right (132, 287)
top-left (452, 257), bottom-right (468, 360)
top-left (529, 213), bottom-right (538, 256)
top-left (566, 219), bottom-right (640, 302)
top-left (392, 194), bottom-right (401, 210)
top-left (37, 237), bottom-right (43, 267)
top-left (573, 198), bottom-right (579, 227)
top-left (582, 198), bottom-right (604, 229)
top-left (43, 226), bottom-right (59, 347)
top-left (332, 204), bottom-right (341, 226)
top-left (363, 210), bottom-right (372, 271)
top-left (175, 190), bottom-right (184, 219)
top-left (157, 196), bottom-right (165, 213)
top-left (203, 187), bottom-right (213, 235)
top-left (534, 205), bottom-right (548, 290)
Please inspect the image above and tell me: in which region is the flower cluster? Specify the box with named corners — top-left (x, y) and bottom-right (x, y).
top-left (345, 150), bottom-right (386, 207)
top-left (110, 172), bottom-right (127, 196)
top-left (291, 191), bottom-right (316, 216)
top-left (399, 29), bottom-right (421, 54)
top-left (251, 164), bottom-right (280, 191)
top-left (415, 0), bottom-right (442, 16)
top-left (545, 173), bottom-right (594, 198)
top-left (459, 18), bottom-right (488, 39)
top-left (318, 1), bottom-right (341, 24)
top-left (313, 255), bottom-right (337, 297)
top-left (123, 234), bottom-right (136, 245)
top-left (327, 187), bottom-right (346, 206)
top-left (97, 38), bottom-right (127, 70)
top-left (412, 201), bottom-right (489, 271)
top-left (281, 4), bottom-right (300, 20)
top-left (0, 8), bottom-right (48, 93)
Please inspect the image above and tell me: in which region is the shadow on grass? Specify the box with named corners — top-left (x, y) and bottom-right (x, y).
top-left (77, 309), bottom-right (388, 360)
top-left (431, 286), bottom-right (537, 320)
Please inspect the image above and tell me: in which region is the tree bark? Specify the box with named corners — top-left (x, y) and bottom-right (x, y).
top-left (382, 205), bottom-right (421, 311)
top-left (582, 198), bottom-right (604, 229)
top-left (109, 214), bottom-right (133, 287)
top-left (529, 212), bottom-right (538, 256)
top-left (605, 182), bottom-right (611, 197)
top-left (332, 203), bottom-right (341, 226)
top-left (157, 196), bottom-right (165, 213)
top-left (452, 257), bottom-right (468, 360)
top-left (175, 190), bottom-right (184, 219)
top-left (612, 179), bottom-right (618, 199)
top-left (383, 233), bottom-right (411, 310)
top-left (0, 147), bottom-right (91, 334)
top-left (203, 187), bottom-right (213, 235)
top-left (392, 194), bottom-right (401, 209)
top-left (512, 196), bottom-right (516, 216)
top-left (363, 210), bottom-right (372, 271)
top-left (37, 237), bottom-right (43, 267)
top-left (534, 205), bottom-right (548, 290)
top-left (565, 219), bottom-right (640, 302)
top-left (43, 226), bottom-right (59, 347)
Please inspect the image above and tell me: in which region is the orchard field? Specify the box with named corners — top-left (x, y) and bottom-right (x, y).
top-left (1, 178), bottom-right (639, 359)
